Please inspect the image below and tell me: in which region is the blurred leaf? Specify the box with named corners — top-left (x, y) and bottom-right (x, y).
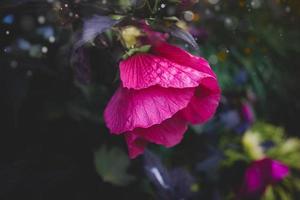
top-left (239, 122), bottom-right (300, 169)
top-left (144, 150), bottom-right (171, 191)
top-left (74, 15), bottom-right (119, 49)
top-left (196, 149), bottom-right (223, 173)
top-left (268, 138), bottom-right (300, 169)
top-left (251, 122), bottom-right (284, 145)
top-left (275, 186), bottom-right (292, 200)
top-left (262, 186), bottom-right (275, 200)
top-left (222, 149), bottom-right (248, 167)
top-left (293, 178), bottom-right (300, 191)
top-left (143, 150), bottom-right (196, 200)
top-left (71, 46), bottom-right (91, 84)
top-left (169, 168), bottom-right (196, 199)
top-left (122, 45), bottom-right (151, 59)
top-left (94, 145), bottom-right (135, 186)
top-left (242, 130), bottom-right (265, 160)
top-left (166, 25), bottom-right (199, 49)
top-left (196, 152), bottom-right (223, 182)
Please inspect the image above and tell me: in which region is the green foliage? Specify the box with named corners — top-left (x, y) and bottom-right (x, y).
top-left (94, 145), bottom-right (135, 186)
top-left (221, 122), bottom-right (300, 200)
top-left (251, 122), bottom-right (285, 144)
top-left (223, 122), bottom-right (300, 169)
top-left (248, 122), bottom-right (300, 169)
top-left (122, 45), bottom-right (152, 59)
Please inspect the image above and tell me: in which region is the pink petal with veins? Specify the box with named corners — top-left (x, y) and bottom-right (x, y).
top-left (132, 114), bottom-right (187, 147)
top-left (125, 114), bottom-right (187, 158)
top-left (120, 53), bottom-right (211, 90)
top-left (104, 86), bottom-right (194, 134)
top-left (152, 42), bottom-right (216, 78)
top-left (180, 77), bottom-right (221, 124)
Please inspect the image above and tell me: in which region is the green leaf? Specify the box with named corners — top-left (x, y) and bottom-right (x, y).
top-left (262, 186), bottom-right (275, 200)
top-left (94, 145), bottom-right (135, 186)
top-left (276, 186), bottom-right (292, 200)
top-left (122, 45), bottom-right (152, 59)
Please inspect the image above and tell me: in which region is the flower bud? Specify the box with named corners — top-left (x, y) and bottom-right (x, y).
top-left (121, 26), bottom-right (143, 49)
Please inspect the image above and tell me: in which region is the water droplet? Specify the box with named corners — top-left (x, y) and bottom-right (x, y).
top-left (183, 11), bottom-right (194, 22)
top-left (224, 17), bottom-right (238, 30)
top-left (214, 5), bottom-right (221, 11)
top-left (209, 55), bottom-right (218, 65)
top-left (49, 36), bottom-right (56, 43)
top-left (41, 46), bottom-right (48, 53)
top-left (37, 16), bottom-right (46, 24)
top-left (4, 47), bottom-right (11, 53)
top-left (251, 0), bottom-right (261, 9)
top-left (225, 18), bottom-right (232, 25)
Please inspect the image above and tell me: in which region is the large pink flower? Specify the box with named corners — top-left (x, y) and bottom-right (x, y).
top-left (104, 40), bottom-right (220, 158)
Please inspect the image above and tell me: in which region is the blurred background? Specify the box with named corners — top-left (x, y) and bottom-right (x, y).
top-left (0, 0), bottom-right (300, 199)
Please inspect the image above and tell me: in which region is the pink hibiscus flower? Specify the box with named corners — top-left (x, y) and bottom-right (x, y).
top-left (238, 158), bottom-right (289, 199)
top-left (104, 30), bottom-right (220, 158)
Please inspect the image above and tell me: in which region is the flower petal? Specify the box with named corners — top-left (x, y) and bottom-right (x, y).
top-left (104, 86), bottom-right (194, 134)
top-left (180, 78), bottom-right (221, 124)
top-left (270, 159), bottom-right (289, 183)
top-left (120, 53), bottom-right (210, 90)
top-left (238, 158), bottom-right (289, 199)
top-left (132, 114), bottom-right (188, 147)
top-left (152, 42), bottom-right (216, 78)
top-left (238, 162), bottom-right (266, 199)
top-left (125, 133), bottom-right (148, 159)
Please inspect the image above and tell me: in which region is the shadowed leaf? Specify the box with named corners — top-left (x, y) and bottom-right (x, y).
top-left (74, 15), bottom-right (119, 49)
top-left (94, 146), bottom-right (135, 186)
top-left (168, 25), bottom-right (198, 49)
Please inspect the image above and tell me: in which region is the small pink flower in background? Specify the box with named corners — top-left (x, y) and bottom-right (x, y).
top-left (238, 158), bottom-right (289, 199)
top-left (104, 29), bottom-right (220, 158)
top-left (241, 101), bottom-right (255, 124)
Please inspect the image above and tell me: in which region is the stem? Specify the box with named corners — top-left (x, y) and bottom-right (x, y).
top-left (146, 0), bottom-right (160, 14)
top-left (146, 0), bottom-right (153, 13)
top-left (153, 0), bottom-right (159, 14)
